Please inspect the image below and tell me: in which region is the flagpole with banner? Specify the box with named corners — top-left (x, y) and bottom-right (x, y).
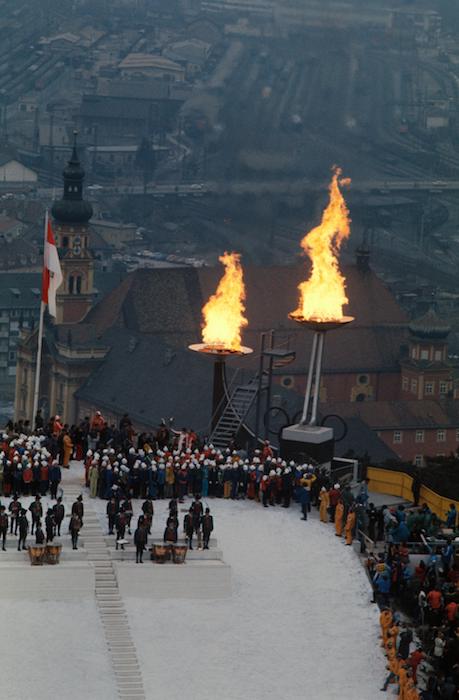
top-left (32, 210), bottom-right (63, 426)
top-left (32, 211), bottom-right (48, 426)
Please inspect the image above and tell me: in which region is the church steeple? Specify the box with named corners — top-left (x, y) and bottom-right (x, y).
top-left (51, 131), bottom-right (93, 224)
top-left (51, 131), bottom-right (95, 324)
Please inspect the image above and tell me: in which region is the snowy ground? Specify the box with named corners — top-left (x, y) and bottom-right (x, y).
top-left (94, 495), bottom-right (386, 700)
top-left (0, 462), bottom-right (386, 700)
top-left (0, 599), bottom-right (116, 700)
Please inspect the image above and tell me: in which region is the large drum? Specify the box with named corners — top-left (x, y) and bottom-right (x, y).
top-left (172, 544), bottom-right (187, 564)
top-left (151, 544), bottom-right (170, 563)
top-left (28, 544), bottom-right (46, 565)
top-left (45, 543), bottom-right (62, 565)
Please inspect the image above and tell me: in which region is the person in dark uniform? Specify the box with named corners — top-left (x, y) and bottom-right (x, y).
top-left (120, 497), bottom-right (133, 534)
top-left (29, 495), bottom-right (43, 535)
top-left (201, 507), bottom-right (214, 550)
top-left (45, 509), bottom-right (55, 543)
top-left (366, 502), bottom-right (378, 542)
top-left (134, 522), bottom-right (147, 563)
top-left (412, 472), bottom-right (421, 507)
top-left (163, 521), bottom-right (178, 543)
top-left (35, 520), bottom-right (45, 545)
top-left (115, 510), bottom-right (127, 550)
top-left (184, 507), bottom-right (195, 550)
top-left (71, 495), bottom-right (84, 526)
top-left (0, 505), bottom-right (8, 550)
top-left (53, 497), bottom-right (65, 536)
top-left (191, 496), bottom-right (203, 549)
top-left (106, 497), bottom-right (118, 535)
top-left (69, 513), bottom-right (82, 550)
top-left (141, 497), bottom-right (154, 535)
top-left (8, 495), bottom-right (21, 534)
top-left (17, 508), bottom-right (28, 551)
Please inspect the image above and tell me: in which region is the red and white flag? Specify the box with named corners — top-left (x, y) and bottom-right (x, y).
top-left (41, 214), bottom-right (63, 317)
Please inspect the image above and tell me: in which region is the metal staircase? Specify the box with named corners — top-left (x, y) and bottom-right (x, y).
top-left (210, 384), bottom-right (258, 449)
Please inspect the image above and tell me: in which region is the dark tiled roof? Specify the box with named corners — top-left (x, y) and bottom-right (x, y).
top-left (320, 399), bottom-right (459, 430)
top-left (75, 328), bottom-right (214, 430)
top-left (332, 416), bottom-right (399, 464)
top-left (84, 263), bottom-right (408, 372)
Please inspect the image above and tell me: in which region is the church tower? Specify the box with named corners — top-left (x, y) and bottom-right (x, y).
top-left (51, 132), bottom-right (94, 324)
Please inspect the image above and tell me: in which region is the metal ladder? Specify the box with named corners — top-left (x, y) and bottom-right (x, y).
top-left (210, 384), bottom-right (258, 449)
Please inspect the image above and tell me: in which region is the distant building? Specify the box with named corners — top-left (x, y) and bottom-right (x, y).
top-left (92, 220), bottom-right (138, 249)
top-left (79, 83), bottom-right (187, 144)
top-left (163, 39), bottom-right (211, 77)
top-left (0, 274), bottom-right (41, 385)
top-left (0, 158), bottom-right (38, 184)
top-left (118, 53), bottom-right (185, 81)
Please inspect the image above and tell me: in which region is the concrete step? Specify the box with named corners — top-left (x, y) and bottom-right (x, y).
top-left (109, 548), bottom-right (222, 561)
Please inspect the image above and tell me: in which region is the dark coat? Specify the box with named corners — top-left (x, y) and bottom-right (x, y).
top-left (134, 526), bottom-right (147, 547)
top-left (201, 514), bottom-right (214, 535)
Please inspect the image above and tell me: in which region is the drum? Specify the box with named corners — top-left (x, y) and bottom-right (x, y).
top-left (172, 544), bottom-right (187, 564)
top-left (45, 543), bottom-right (62, 565)
top-left (28, 544), bottom-right (46, 565)
top-left (152, 544), bottom-right (170, 563)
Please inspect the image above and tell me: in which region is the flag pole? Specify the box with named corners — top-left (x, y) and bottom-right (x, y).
top-left (32, 210), bottom-right (48, 427)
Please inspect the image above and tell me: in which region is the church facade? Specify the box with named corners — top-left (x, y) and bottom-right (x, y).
top-left (14, 137), bottom-right (109, 423)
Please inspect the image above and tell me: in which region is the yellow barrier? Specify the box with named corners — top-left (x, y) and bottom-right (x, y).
top-left (367, 467), bottom-right (459, 521)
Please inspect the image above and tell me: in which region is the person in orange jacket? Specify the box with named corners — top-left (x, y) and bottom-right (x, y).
top-left (380, 608), bottom-right (393, 646)
top-left (90, 410), bottom-right (105, 433)
top-left (319, 487), bottom-right (330, 523)
top-left (344, 506), bottom-right (356, 545)
top-left (335, 499), bottom-right (344, 537)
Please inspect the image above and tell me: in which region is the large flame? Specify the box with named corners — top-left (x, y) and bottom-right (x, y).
top-left (202, 252), bottom-right (248, 351)
top-left (291, 167), bottom-right (351, 321)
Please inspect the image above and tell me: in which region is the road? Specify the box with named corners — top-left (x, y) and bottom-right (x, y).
top-left (67, 179), bottom-right (459, 197)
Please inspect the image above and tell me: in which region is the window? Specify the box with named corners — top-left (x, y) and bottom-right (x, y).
top-left (358, 374), bottom-right (369, 385)
top-left (425, 382), bottom-right (434, 395)
top-left (76, 276), bottom-right (82, 294)
top-left (414, 455), bottom-right (423, 467)
top-left (434, 350), bottom-right (442, 361)
top-left (62, 236), bottom-right (69, 248)
top-left (393, 431), bottom-right (402, 444)
top-left (437, 429), bottom-right (446, 442)
top-left (402, 377), bottom-right (409, 391)
top-left (420, 349), bottom-right (429, 360)
top-left (415, 430), bottom-right (424, 443)
top-left (68, 276), bottom-right (74, 294)
top-left (411, 379), bottom-right (417, 394)
top-left (281, 376), bottom-right (293, 388)
top-left (440, 381), bottom-right (448, 395)
top-left (456, 428), bottom-right (459, 442)
top-left (8, 351), bottom-right (15, 361)
top-left (355, 393), bottom-right (366, 402)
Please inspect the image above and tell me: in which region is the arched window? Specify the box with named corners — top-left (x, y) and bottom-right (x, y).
top-left (62, 236), bottom-right (69, 248)
top-left (68, 276), bottom-right (74, 294)
top-left (76, 276), bottom-right (82, 294)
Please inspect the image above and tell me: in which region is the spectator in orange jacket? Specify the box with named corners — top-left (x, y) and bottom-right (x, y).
top-left (335, 500), bottom-right (344, 537)
top-left (345, 507), bottom-right (356, 545)
top-left (319, 487), bottom-right (330, 523)
top-left (90, 411), bottom-right (105, 433)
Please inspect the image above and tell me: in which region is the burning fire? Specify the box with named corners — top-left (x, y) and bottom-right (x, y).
top-left (202, 252), bottom-right (248, 351)
top-left (291, 167), bottom-right (351, 322)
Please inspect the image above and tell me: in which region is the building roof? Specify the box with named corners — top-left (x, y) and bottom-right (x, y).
top-left (119, 53), bottom-right (184, 72)
top-left (0, 272), bottom-right (41, 309)
top-left (85, 263), bottom-right (408, 372)
top-left (409, 307), bottom-right (451, 339)
top-left (75, 328), bottom-right (214, 430)
top-left (332, 416), bottom-right (399, 463)
top-left (320, 399), bottom-right (459, 430)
